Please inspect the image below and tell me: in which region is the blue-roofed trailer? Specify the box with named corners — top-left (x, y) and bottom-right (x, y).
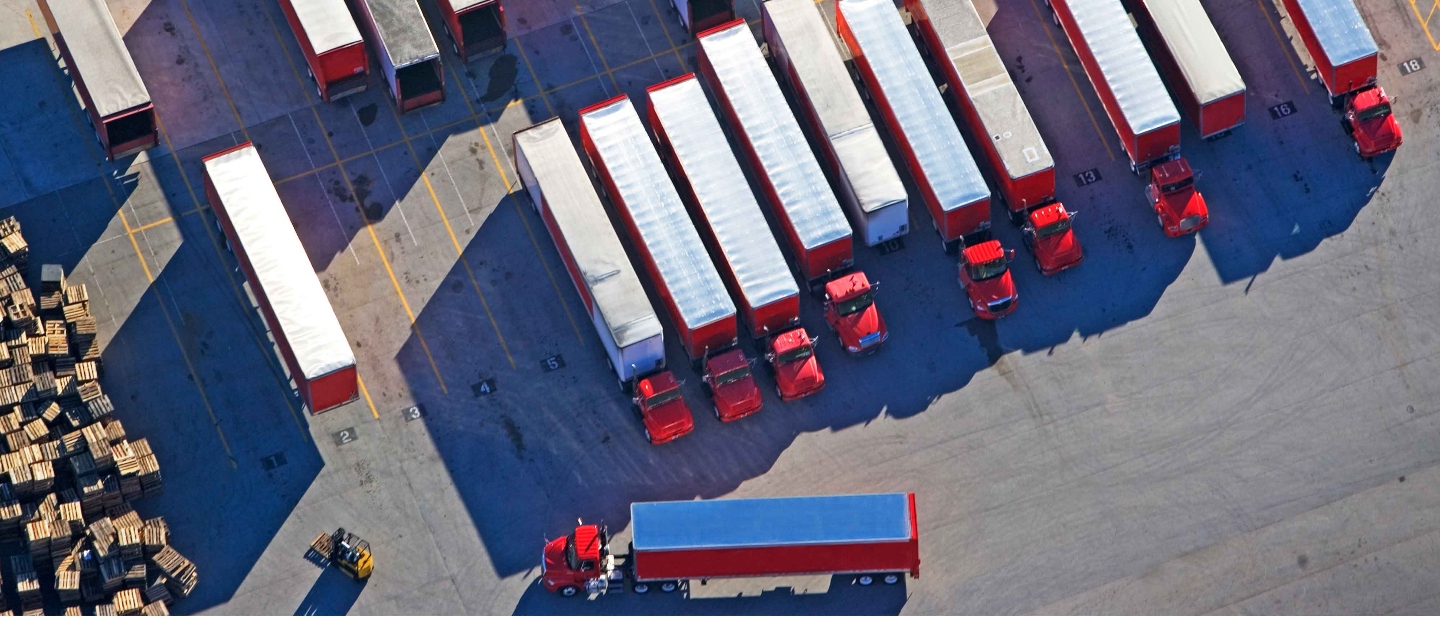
top-left (540, 493), bottom-right (920, 596)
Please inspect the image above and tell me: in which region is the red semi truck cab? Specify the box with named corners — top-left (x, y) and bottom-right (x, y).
top-left (1280, 0), bottom-right (1399, 157)
top-left (767, 329), bottom-right (824, 401)
top-left (1021, 203), bottom-right (1083, 275)
top-left (632, 372), bottom-right (696, 445)
top-left (823, 272), bottom-right (887, 355)
top-left (958, 240), bottom-right (1018, 320)
top-left (700, 348), bottom-right (761, 421)
top-left (1344, 87), bottom-right (1402, 158)
top-left (1147, 159), bottom-right (1209, 237)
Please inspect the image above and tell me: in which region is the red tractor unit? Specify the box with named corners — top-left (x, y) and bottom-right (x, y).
top-left (1020, 203), bottom-right (1083, 275)
top-left (763, 0), bottom-right (910, 248)
top-left (202, 144), bottom-right (358, 413)
top-left (837, 0), bottom-right (991, 255)
top-left (437, 0), bottom-right (506, 62)
top-left (822, 272), bottom-right (887, 356)
top-left (35, 0), bottom-right (157, 160)
top-left (671, 0), bottom-right (735, 36)
top-left (513, 120), bottom-right (693, 444)
top-left (1281, 0), bottom-right (1400, 158)
top-left (1146, 158), bottom-right (1208, 237)
top-left (957, 240), bottom-right (1017, 320)
top-left (541, 493), bottom-right (920, 597)
top-left (352, 0), bottom-right (446, 112)
top-left (1128, 0), bottom-right (1245, 139)
top-left (275, 0), bottom-right (369, 101)
top-left (578, 96), bottom-right (760, 424)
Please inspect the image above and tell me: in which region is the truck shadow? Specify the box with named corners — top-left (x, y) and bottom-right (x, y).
top-left (294, 567), bottom-right (367, 616)
top-left (511, 575), bottom-right (908, 615)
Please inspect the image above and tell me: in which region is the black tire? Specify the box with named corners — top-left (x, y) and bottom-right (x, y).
top-left (558, 585), bottom-right (579, 597)
top-left (1034, 257), bottom-right (1044, 275)
top-left (713, 405), bottom-right (723, 421)
top-left (701, 381), bottom-right (713, 397)
top-left (644, 428), bottom-right (654, 444)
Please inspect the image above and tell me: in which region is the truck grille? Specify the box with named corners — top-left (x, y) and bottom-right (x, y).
top-left (987, 298), bottom-right (1013, 314)
top-left (1179, 215), bottom-right (1204, 231)
top-left (859, 331), bottom-right (882, 348)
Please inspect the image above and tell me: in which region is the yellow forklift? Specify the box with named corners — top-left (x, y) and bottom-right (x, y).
top-left (309, 528), bottom-right (373, 580)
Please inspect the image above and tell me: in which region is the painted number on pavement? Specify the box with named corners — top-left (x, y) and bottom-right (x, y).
top-left (401, 406), bottom-right (424, 422)
top-left (332, 427), bottom-right (357, 446)
top-left (1269, 101), bottom-right (1297, 120)
top-left (1073, 169), bottom-right (1102, 187)
top-left (878, 237), bottom-right (906, 255)
top-left (472, 378), bottom-right (497, 397)
top-left (541, 355), bottom-right (566, 372)
top-left (1399, 57), bottom-right (1425, 76)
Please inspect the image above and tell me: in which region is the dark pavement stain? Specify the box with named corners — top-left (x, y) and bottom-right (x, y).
top-left (560, 23), bottom-right (574, 36)
top-left (480, 55), bottom-right (519, 103)
top-left (162, 21), bottom-right (176, 36)
top-left (175, 56), bottom-right (185, 65)
top-left (356, 104), bottom-right (378, 127)
top-left (501, 414), bottom-right (526, 459)
top-left (1296, 554), bottom-right (1308, 569)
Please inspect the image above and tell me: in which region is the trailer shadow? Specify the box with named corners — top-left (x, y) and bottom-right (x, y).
top-left (511, 574), bottom-right (908, 615)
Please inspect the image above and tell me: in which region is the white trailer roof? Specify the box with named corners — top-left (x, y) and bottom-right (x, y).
top-left (580, 98), bottom-right (735, 335)
top-left (513, 120), bottom-right (663, 349)
top-left (289, 0), bottom-right (364, 55)
top-left (44, 0), bottom-right (150, 118)
top-left (357, 0), bottom-right (439, 67)
top-left (204, 145), bottom-right (354, 380)
top-left (1062, 0), bottom-right (1179, 136)
top-left (1143, 0), bottom-right (1244, 104)
top-left (648, 77), bottom-right (800, 313)
top-left (923, 0), bottom-right (1053, 181)
top-left (1292, 0), bottom-right (1377, 67)
top-left (699, 23), bottom-right (852, 252)
top-left (764, 0), bottom-right (906, 215)
top-left (450, 0), bottom-right (499, 11)
top-left (840, 0), bottom-right (988, 214)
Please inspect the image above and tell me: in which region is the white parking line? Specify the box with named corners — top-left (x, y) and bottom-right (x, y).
top-left (289, 112), bottom-right (361, 265)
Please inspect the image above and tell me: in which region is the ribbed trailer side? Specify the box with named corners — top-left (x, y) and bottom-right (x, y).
top-left (763, 0), bottom-right (909, 247)
top-left (513, 119), bottom-right (665, 384)
top-left (438, 0), bottom-right (506, 62)
top-left (1050, 0), bottom-right (1180, 170)
top-left (277, 0), bottom-right (368, 102)
top-left (34, 0), bottom-right (157, 160)
top-left (352, 0), bottom-right (446, 112)
top-left (1131, 0), bottom-right (1245, 139)
top-left (836, 0), bottom-right (990, 246)
top-left (908, 0), bottom-right (1054, 214)
top-left (578, 97), bottom-right (737, 364)
top-left (631, 493), bottom-right (921, 581)
top-left (202, 144), bottom-right (357, 413)
top-left (646, 76), bottom-right (802, 340)
top-left (1280, 0), bottom-right (1378, 98)
top-left (696, 20), bottom-right (854, 288)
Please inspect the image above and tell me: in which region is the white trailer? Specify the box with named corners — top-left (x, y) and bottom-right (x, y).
top-left (762, 0), bottom-right (909, 247)
top-left (352, 0), bottom-right (446, 112)
top-left (513, 119), bottom-right (665, 385)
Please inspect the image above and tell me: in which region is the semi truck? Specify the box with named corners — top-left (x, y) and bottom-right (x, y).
top-left (35, 0), bottom-right (158, 160)
top-left (201, 143), bottom-right (358, 413)
top-left (276, 0), bottom-right (369, 101)
top-left (762, 0), bottom-right (910, 248)
top-left (646, 75), bottom-right (827, 402)
top-left (671, 0), bottom-right (736, 36)
top-left (541, 493), bottom-right (921, 596)
top-left (1127, 0), bottom-right (1245, 140)
top-left (352, 0), bottom-right (447, 113)
top-left (1280, 0), bottom-right (1401, 157)
top-left (513, 120), bottom-right (694, 444)
top-left (578, 96), bottom-right (760, 423)
top-left (836, 0), bottom-right (991, 255)
top-left (437, 0), bottom-right (506, 62)
top-left (957, 239), bottom-right (1017, 320)
top-left (906, 0), bottom-right (1081, 275)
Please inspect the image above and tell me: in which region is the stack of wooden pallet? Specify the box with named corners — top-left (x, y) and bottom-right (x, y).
top-left (0, 219), bottom-right (194, 614)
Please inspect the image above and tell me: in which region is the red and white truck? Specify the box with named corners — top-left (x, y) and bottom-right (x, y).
top-left (541, 492), bottom-right (921, 596)
top-left (352, 0), bottom-right (447, 113)
top-left (763, 0), bottom-right (910, 248)
top-left (907, 0), bottom-right (1081, 275)
top-left (276, 0), bottom-right (369, 101)
top-left (579, 96), bottom-right (761, 423)
top-left (836, 0), bottom-right (991, 255)
top-left (437, 0), bottom-right (506, 62)
top-left (1280, 0), bottom-right (1401, 157)
top-left (671, 0), bottom-right (736, 36)
top-left (201, 143), bottom-right (358, 413)
top-left (646, 75), bottom-right (828, 402)
top-left (35, 0), bottom-right (157, 160)
top-left (514, 120), bottom-right (693, 444)
top-left (1128, 0), bottom-right (1245, 140)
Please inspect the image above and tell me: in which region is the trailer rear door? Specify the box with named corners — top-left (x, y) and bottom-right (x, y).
top-left (36, 0), bottom-right (155, 159)
top-left (353, 0), bottom-right (445, 111)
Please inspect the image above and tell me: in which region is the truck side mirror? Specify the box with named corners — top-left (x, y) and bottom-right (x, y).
top-left (1069, 210), bottom-right (1079, 221)
top-left (1006, 250), bottom-right (1016, 262)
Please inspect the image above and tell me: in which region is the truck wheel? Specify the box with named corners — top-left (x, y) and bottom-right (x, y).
top-left (633, 582), bottom-right (650, 594)
top-left (1156, 213), bottom-right (1166, 232)
top-left (701, 381), bottom-right (713, 397)
top-left (858, 575), bottom-right (874, 586)
top-left (713, 405), bottom-right (723, 421)
top-left (558, 585), bottom-right (579, 597)
top-left (883, 574), bottom-right (900, 585)
top-left (660, 581), bottom-right (678, 593)
top-left (644, 428), bottom-right (654, 444)
top-left (775, 384), bottom-right (785, 400)
top-left (1034, 257), bottom-right (1044, 275)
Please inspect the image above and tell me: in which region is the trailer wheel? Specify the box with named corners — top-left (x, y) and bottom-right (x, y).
top-left (558, 585), bottom-right (579, 597)
top-left (883, 574), bottom-right (900, 585)
top-left (1051, 8), bottom-right (1060, 26)
top-left (633, 582), bottom-right (650, 594)
top-left (857, 575), bottom-right (874, 586)
top-left (660, 581), bottom-right (678, 593)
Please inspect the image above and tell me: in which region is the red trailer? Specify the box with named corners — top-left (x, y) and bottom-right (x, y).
top-left (276, 0), bottom-right (369, 102)
top-left (1048, 0), bottom-right (1181, 172)
top-left (907, 0), bottom-right (1054, 217)
top-left (35, 0), bottom-right (157, 160)
top-left (836, 0), bottom-right (991, 254)
top-left (352, 0), bottom-right (446, 112)
top-left (438, 0), bottom-right (506, 62)
top-left (1280, 0), bottom-right (1378, 99)
top-left (671, 0), bottom-right (736, 36)
top-left (696, 20), bottom-right (854, 290)
top-left (1129, 0), bottom-right (1245, 139)
top-left (201, 143), bottom-right (358, 413)
top-left (542, 493), bottom-right (920, 595)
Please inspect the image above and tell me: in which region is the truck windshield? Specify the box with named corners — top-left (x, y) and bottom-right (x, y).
top-left (1160, 177), bottom-right (1193, 194)
top-left (834, 291), bottom-right (874, 316)
top-left (1035, 217), bottom-right (1071, 239)
top-left (776, 344), bottom-right (813, 365)
top-left (646, 388), bottom-right (682, 408)
top-left (564, 534), bottom-right (580, 570)
top-left (716, 364), bottom-right (752, 386)
top-left (1358, 103), bottom-right (1392, 122)
top-left (968, 260), bottom-right (1007, 281)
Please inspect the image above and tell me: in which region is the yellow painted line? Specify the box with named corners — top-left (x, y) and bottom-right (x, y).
top-left (272, 115), bottom-right (473, 186)
top-left (260, 5), bottom-right (449, 393)
top-left (445, 62), bottom-right (587, 346)
top-left (134, 216), bottom-right (176, 233)
top-left (25, 9), bottom-right (41, 38)
top-left (572, 2), bottom-right (624, 93)
top-left (513, 37), bottom-right (559, 118)
top-left (358, 375), bottom-right (379, 419)
top-left (1027, 0), bottom-right (1115, 161)
top-left (644, 0), bottom-right (690, 70)
top-left (1409, 0), bottom-right (1440, 50)
top-left (1256, 0), bottom-right (1311, 93)
top-left (175, 0), bottom-right (249, 134)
